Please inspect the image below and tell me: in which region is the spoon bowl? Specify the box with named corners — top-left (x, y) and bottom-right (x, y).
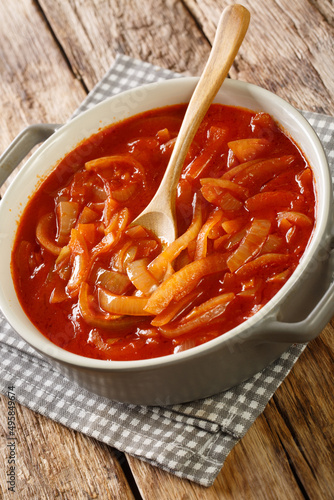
top-left (132, 4), bottom-right (250, 242)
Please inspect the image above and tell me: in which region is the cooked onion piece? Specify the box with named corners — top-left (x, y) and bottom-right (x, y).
top-left (148, 193), bottom-right (203, 281)
top-left (159, 293), bottom-right (235, 338)
top-left (145, 253), bottom-right (228, 315)
top-left (36, 213), bottom-right (62, 256)
top-left (227, 219), bottom-right (271, 272)
top-left (98, 288), bottom-right (152, 316)
top-left (127, 258), bottom-right (159, 296)
top-left (227, 138), bottom-right (270, 162)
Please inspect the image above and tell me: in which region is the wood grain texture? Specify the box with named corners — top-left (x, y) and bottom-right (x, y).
top-left (0, 395), bottom-right (135, 499)
top-left (0, 0), bottom-right (86, 195)
top-left (0, 0), bottom-right (333, 498)
top-left (127, 408), bottom-right (307, 500)
top-left (37, 0), bottom-right (211, 88)
top-left (127, 329), bottom-right (334, 499)
top-left (184, 0), bottom-right (334, 114)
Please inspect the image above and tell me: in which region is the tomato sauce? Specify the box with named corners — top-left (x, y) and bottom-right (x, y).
top-left (11, 104), bottom-right (316, 361)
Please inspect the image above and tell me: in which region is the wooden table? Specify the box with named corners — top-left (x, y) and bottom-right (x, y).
top-left (0, 1), bottom-right (333, 498)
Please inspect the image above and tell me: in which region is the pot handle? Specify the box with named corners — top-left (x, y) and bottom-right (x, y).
top-left (254, 241), bottom-right (334, 344)
top-left (0, 123), bottom-right (61, 188)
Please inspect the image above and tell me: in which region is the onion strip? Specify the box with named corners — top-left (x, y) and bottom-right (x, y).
top-left (227, 138), bottom-right (269, 162)
top-left (227, 219), bottom-right (271, 272)
top-left (145, 253), bottom-right (228, 315)
top-left (148, 194), bottom-right (203, 281)
top-left (79, 283), bottom-right (144, 332)
top-left (66, 229), bottom-right (90, 297)
top-left (151, 290), bottom-right (200, 326)
top-left (200, 178), bottom-right (249, 200)
top-left (36, 213), bottom-right (61, 256)
top-left (85, 155), bottom-right (145, 177)
top-left (159, 292), bottom-right (235, 338)
top-left (278, 211), bottom-right (313, 227)
top-left (56, 201), bottom-right (79, 246)
top-left (127, 258), bottom-right (159, 296)
top-left (235, 253), bottom-right (290, 278)
top-left (194, 209), bottom-right (223, 260)
top-left (98, 288), bottom-right (151, 316)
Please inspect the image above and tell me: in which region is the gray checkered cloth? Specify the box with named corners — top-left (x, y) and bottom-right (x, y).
top-left (1, 54), bottom-right (333, 487)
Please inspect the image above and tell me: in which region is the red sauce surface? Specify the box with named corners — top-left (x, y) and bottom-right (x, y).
top-left (11, 104), bottom-right (316, 360)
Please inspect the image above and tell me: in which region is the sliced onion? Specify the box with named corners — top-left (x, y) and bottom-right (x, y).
top-left (113, 242), bottom-right (137, 273)
top-left (79, 283), bottom-right (144, 332)
top-left (112, 183), bottom-right (137, 202)
top-left (222, 158), bottom-right (262, 181)
top-left (148, 193), bottom-right (203, 281)
top-left (233, 156), bottom-right (295, 191)
top-left (260, 234), bottom-right (283, 254)
top-left (125, 225), bottom-right (149, 239)
top-left (76, 223), bottom-right (97, 248)
top-left (159, 292), bottom-right (235, 338)
top-left (163, 261), bottom-right (175, 280)
top-left (50, 284), bottom-right (68, 303)
top-left (183, 150), bottom-right (214, 180)
top-left (145, 253), bottom-right (228, 315)
top-left (55, 245), bottom-right (71, 280)
top-left (182, 126), bottom-right (226, 180)
top-left (56, 201), bottom-right (79, 246)
top-left (173, 339), bottom-right (196, 353)
top-left (15, 240), bottom-right (36, 278)
top-left (194, 209), bottom-right (223, 260)
top-left (201, 185), bottom-right (243, 210)
top-left (277, 211), bottom-right (313, 227)
top-left (90, 266), bottom-right (132, 295)
top-left (227, 219), bottom-right (271, 272)
top-left (98, 287), bottom-right (151, 316)
top-left (151, 290), bottom-right (200, 326)
top-left (213, 234), bottom-right (230, 251)
top-left (103, 196), bottom-right (119, 228)
top-left (156, 128), bottom-right (171, 142)
top-left (224, 226), bottom-right (248, 250)
top-left (221, 217), bottom-right (247, 234)
top-left (184, 292), bottom-right (235, 322)
top-left (77, 206), bottom-right (99, 224)
top-left (36, 213), bottom-right (61, 256)
top-left (85, 155), bottom-right (145, 177)
top-left (245, 191), bottom-right (297, 212)
top-left (127, 258), bottom-right (159, 296)
top-left (235, 253), bottom-right (290, 279)
top-left (227, 138), bottom-right (270, 162)
top-left (267, 269), bottom-right (291, 283)
top-left (66, 229), bottom-right (90, 297)
top-left (113, 240), bottom-right (133, 272)
top-left (90, 209), bottom-right (129, 263)
top-left (105, 207), bottom-right (130, 235)
top-left (200, 178), bottom-right (249, 200)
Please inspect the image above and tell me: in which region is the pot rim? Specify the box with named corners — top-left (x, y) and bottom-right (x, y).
top-left (0, 77), bottom-right (331, 371)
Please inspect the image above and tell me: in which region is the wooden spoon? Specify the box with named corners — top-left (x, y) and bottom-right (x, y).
top-left (132, 4), bottom-right (250, 243)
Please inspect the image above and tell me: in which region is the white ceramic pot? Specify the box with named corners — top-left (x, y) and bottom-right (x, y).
top-left (0, 78), bottom-right (333, 405)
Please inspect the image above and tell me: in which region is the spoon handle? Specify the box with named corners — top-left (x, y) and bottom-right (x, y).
top-left (156, 4), bottom-right (250, 210)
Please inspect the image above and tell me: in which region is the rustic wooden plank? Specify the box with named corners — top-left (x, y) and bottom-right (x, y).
top-left (0, 395), bottom-right (135, 499)
top-left (37, 0), bottom-right (211, 90)
top-left (127, 324), bottom-right (334, 499)
top-left (271, 326), bottom-right (334, 500)
top-left (184, 0), bottom-right (334, 114)
top-left (0, 0), bottom-right (86, 195)
top-left (126, 407), bottom-right (306, 500)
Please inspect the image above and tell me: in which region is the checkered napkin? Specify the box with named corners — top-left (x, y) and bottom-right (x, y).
top-left (1, 54), bottom-right (333, 487)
